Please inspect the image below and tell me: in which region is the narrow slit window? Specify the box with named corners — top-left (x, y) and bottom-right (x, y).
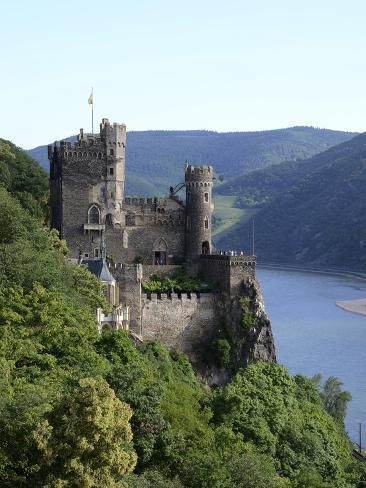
top-left (204, 192), bottom-right (209, 202)
top-left (109, 167), bottom-right (114, 175)
top-left (204, 217), bottom-right (209, 229)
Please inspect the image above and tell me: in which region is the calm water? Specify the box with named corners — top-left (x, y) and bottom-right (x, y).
top-left (257, 267), bottom-right (366, 442)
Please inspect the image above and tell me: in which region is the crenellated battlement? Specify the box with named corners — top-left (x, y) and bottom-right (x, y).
top-left (142, 292), bottom-right (212, 303)
top-left (185, 164), bottom-right (213, 183)
top-left (48, 119), bottom-right (126, 162)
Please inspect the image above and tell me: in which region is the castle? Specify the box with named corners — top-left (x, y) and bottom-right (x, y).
top-left (49, 118), bottom-right (275, 374)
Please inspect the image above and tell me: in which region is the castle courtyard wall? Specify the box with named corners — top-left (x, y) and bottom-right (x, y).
top-left (141, 293), bottom-right (219, 361)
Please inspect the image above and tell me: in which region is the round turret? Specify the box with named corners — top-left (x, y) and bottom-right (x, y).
top-left (184, 164), bottom-right (213, 260)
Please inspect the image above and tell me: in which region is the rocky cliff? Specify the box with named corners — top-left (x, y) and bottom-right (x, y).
top-left (198, 277), bottom-right (276, 385)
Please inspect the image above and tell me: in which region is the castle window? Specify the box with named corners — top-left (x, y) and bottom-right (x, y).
top-left (110, 149), bottom-right (114, 156)
top-left (187, 191), bottom-right (191, 202)
top-left (88, 205), bottom-right (100, 224)
top-left (78, 152), bottom-right (82, 158)
top-left (94, 248), bottom-right (100, 258)
top-left (98, 152), bottom-right (102, 160)
top-left (204, 217), bottom-right (209, 229)
top-left (109, 167), bottom-right (114, 175)
top-left (204, 192), bottom-right (209, 202)
top-left (84, 253), bottom-right (89, 258)
top-left (110, 192), bottom-right (114, 198)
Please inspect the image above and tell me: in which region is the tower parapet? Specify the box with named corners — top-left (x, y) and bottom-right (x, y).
top-left (184, 164), bottom-right (213, 260)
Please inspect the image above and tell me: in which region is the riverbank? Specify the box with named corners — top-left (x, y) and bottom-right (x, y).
top-left (336, 299), bottom-right (366, 317)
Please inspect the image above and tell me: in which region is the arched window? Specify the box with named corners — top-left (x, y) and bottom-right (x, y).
top-left (110, 148), bottom-right (114, 156)
top-left (204, 216), bottom-right (209, 229)
top-left (88, 205), bottom-right (100, 224)
top-left (153, 238), bottom-right (168, 265)
top-left (204, 192), bottom-right (209, 202)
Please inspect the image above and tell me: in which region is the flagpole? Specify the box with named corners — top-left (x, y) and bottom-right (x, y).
top-left (91, 88), bottom-right (94, 135)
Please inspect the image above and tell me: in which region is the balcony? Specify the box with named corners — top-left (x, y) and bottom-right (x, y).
top-left (83, 223), bottom-right (105, 232)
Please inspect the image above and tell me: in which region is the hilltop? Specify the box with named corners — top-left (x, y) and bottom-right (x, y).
top-left (27, 126), bottom-right (355, 195)
top-left (215, 132), bottom-right (366, 269)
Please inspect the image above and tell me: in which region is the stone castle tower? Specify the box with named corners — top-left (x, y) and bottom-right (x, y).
top-left (185, 164), bottom-right (213, 260)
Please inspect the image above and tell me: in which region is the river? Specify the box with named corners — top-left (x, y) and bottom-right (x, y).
top-left (257, 267), bottom-right (366, 443)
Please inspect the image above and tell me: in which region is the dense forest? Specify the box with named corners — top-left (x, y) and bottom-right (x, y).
top-left (1, 139), bottom-right (365, 486)
top-left (27, 127), bottom-right (355, 195)
top-left (215, 132), bottom-right (366, 269)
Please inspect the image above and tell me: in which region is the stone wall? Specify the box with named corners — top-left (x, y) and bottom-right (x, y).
top-left (141, 293), bottom-right (218, 364)
top-left (199, 254), bottom-right (256, 295)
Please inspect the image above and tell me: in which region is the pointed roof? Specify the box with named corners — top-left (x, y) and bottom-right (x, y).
top-left (81, 258), bottom-right (116, 285)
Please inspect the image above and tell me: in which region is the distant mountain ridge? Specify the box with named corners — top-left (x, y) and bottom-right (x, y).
top-left (215, 132), bottom-right (366, 269)
top-left (27, 127), bottom-right (356, 195)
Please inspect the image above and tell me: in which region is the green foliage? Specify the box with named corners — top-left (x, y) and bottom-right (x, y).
top-left (32, 377), bottom-right (137, 487)
top-left (313, 375), bottom-right (352, 426)
top-left (47, 228), bottom-right (68, 256)
top-left (212, 363), bottom-right (354, 487)
top-left (0, 139), bottom-right (48, 221)
top-left (142, 269), bottom-right (203, 293)
top-left (123, 470), bottom-right (184, 487)
top-left (214, 339), bottom-right (231, 368)
top-left (239, 296), bottom-right (256, 330)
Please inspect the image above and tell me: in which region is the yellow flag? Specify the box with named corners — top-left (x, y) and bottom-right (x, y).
top-left (88, 90), bottom-right (93, 105)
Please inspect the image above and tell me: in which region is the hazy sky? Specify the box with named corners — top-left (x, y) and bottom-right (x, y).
top-left (1, 0), bottom-right (365, 148)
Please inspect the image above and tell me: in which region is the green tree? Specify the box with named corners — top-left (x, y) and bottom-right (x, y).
top-left (318, 376), bottom-right (352, 426)
top-left (32, 377), bottom-right (137, 487)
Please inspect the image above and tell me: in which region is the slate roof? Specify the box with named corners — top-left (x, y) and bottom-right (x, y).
top-left (81, 258), bottom-right (116, 284)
